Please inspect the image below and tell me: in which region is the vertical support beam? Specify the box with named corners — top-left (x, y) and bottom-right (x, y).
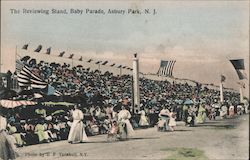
top-left (220, 82), bottom-right (224, 103)
top-left (133, 53), bottom-right (140, 113)
top-left (239, 85), bottom-right (243, 103)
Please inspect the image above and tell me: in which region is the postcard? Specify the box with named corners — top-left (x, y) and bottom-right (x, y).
top-left (0, 0), bottom-right (249, 160)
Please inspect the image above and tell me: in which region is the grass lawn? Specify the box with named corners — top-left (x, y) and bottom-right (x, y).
top-left (161, 147), bottom-right (208, 160)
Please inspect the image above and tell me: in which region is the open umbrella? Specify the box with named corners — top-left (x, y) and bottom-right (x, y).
top-left (29, 58), bottom-right (37, 66)
top-left (77, 65), bottom-right (83, 68)
top-left (184, 99), bottom-right (193, 105)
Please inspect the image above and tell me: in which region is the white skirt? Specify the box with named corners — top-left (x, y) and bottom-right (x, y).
top-left (68, 120), bottom-right (88, 143)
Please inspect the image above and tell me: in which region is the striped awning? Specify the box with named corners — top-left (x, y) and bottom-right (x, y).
top-left (0, 100), bottom-right (37, 108)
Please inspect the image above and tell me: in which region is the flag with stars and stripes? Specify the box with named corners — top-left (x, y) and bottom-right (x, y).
top-left (157, 60), bottom-right (176, 77)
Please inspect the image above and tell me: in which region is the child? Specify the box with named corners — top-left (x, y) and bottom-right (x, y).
top-left (107, 120), bottom-right (119, 141)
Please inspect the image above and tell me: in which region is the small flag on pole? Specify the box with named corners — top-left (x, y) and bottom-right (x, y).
top-left (45, 47), bottom-right (51, 55)
top-left (68, 54), bottom-right (74, 59)
top-left (59, 51), bottom-right (65, 57)
top-left (221, 75), bottom-right (226, 82)
top-left (230, 59), bottom-right (247, 80)
top-left (22, 44), bottom-right (29, 50)
top-left (102, 61), bottom-right (108, 65)
top-left (79, 56), bottom-right (83, 61)
top-left (95, 61), bottom-right (101, 64)
top-left (110, 63), bottom-right (115, 67)
top-left (117, 65), bottom-right (122, 68)
top-left (87, 59), bottom-right (93, 63)
top-left (34, 45), bottom-right (42, 52)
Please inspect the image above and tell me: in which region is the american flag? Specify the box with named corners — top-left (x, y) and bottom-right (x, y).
top-left (157, 60), bottom-right (176, 77)
top-left (17, 65), bottom-right (47, 89)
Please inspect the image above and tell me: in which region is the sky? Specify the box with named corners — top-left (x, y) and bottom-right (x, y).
top-left (1, 0), bottom-right (249, 97)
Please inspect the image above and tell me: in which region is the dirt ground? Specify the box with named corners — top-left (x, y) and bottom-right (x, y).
top-left (16, 114), bottom-right (249, 160)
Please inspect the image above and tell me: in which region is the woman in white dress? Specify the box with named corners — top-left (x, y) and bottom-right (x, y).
top-left (138, 108), bottom-right (149, 127)
top-left (68, 105), bottom-right (88, 144)
top-left (118, 106), bottom-right (134, 138)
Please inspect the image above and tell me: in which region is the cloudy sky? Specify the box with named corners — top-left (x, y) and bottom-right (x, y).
top-left (1, 0), bottom-right (249, 97)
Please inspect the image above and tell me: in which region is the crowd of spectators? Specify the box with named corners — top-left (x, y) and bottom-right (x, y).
top-left (1, 57), bottom-right (248, 147)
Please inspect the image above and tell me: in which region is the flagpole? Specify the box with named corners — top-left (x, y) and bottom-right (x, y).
top-left (239, 82), bottom-right (244, 103)
top-left (133, 53), bottom-right (140, 113)
top-left (220, 82), bottom-right (224, 103)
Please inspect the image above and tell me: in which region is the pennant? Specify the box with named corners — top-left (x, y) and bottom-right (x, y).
top-left (68, 54), bottom-right (74, 59)
top-left (45, 47), bottom-right (51, 55)
top-left (22, 44), bottom-right (29, 50)
top-left (110, 63), bottom-right (115, 67)
top-left (59, 51), bottom-right (65, 57)
top-left (87, 59), bottom-right (93, 63)
top-left (79, 56), bottom-right (83, 61)
top-left (34, 45), bottom-right (42, 52)
top-left (95, 61), bottom-right (101, 64)
top-left (102, 61), bottom-right (108, 65)
top-left (221, 75), bottom-right (226, 82)
top-left (230, 59), bottom-right (245, 70)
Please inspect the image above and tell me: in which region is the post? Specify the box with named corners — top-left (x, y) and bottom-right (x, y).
top-left (133, 53), bottom-right (140, 113)
top-left (239, 84), bottom-right (244, 103)
top-left (220, 82), bottom-right (224, 103)
top-left (120, 68), bottom-right (122, 76)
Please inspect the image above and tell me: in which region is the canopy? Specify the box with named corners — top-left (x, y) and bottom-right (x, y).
top-left (43, 101), bottom-right (75, 106)
top-left (0, 99), bottom-right (37, 108)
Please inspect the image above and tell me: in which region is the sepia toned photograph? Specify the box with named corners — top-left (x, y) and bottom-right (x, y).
top-left (0, 0), bottom-right (249, 160)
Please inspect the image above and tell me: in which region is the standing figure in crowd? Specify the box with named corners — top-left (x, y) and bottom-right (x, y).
top-left (196, 104), bottom-right (206, 124)
top-left (229, 104), bottom-right (235, 118)
top-left (117, 106), bottom-right (134, 139)
top-left (0, 108), bottom-right (18, 160)
top-left (168, 108), bottom-right (177, 131)
top-left (68, 105), bottom-right (88, 144)
top-left (220, 104), bottom-right (228, 119)
top-left (158, 106), bottom-right (170, 131)
top-left (138, 107), bottom-right (149, 128)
